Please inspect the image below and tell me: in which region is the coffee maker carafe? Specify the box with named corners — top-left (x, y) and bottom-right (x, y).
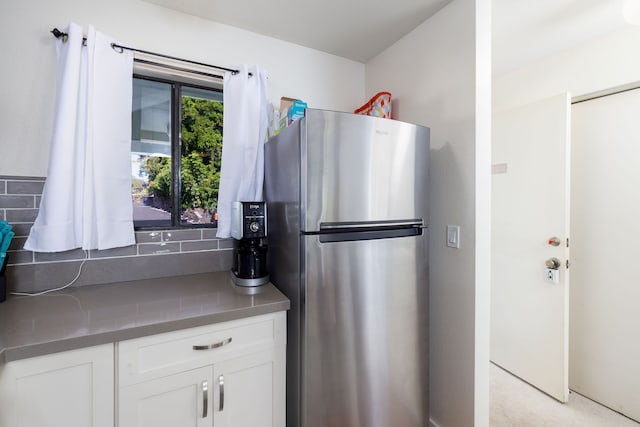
top-left (230, 201), bottom-right (269, 287)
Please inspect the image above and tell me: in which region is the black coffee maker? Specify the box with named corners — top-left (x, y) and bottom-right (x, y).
top-left (230, 201), bottom-right (269, 287)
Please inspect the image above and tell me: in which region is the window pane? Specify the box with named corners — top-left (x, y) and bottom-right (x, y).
top-left (180, 87), bottom-right (223, 226)
top-left (131, 78), bottom-right (172, 227)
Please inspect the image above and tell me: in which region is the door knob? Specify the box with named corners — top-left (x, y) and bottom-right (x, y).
top-left (545, 257), bottom-right (561, 270)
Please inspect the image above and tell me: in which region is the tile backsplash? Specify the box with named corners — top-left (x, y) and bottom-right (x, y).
top-left (0, 176), bottom-right (234, 293)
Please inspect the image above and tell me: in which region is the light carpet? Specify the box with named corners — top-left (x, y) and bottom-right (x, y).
top-left (490, 363), bottom-right (639, 427)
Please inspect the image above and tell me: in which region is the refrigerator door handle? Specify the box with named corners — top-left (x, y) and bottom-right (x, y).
top-left (318, 225), bottom-right (424, 243)
top-left (319, 219), bottom-right (424, 231)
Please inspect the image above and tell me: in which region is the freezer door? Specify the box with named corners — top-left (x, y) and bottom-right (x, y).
top-left (302, 231), bottom-right (429, 427)
top-left (302, 109), bottom-right (430, 232)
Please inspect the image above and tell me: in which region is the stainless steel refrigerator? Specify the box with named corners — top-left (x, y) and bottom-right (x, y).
top-left (265, 109), bottom-right (429, 427)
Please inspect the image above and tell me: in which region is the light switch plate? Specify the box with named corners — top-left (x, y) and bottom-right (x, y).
top-left (447, 225), bottom-right (460, 248)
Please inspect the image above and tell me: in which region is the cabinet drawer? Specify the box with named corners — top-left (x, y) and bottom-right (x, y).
top-left (119, 313), bottom-right (279, 387)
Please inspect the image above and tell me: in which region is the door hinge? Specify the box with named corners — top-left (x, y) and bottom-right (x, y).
top-left (566, 260), bottom-right (570, 269)
top-left (566, 237), bottom-right (570, 248)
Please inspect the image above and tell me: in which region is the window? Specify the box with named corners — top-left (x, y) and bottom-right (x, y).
top-left (131, 76), bottom-right (223, 228)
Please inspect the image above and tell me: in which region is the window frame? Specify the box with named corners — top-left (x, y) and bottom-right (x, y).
top-left (132, 74), bottom-right (223, 230)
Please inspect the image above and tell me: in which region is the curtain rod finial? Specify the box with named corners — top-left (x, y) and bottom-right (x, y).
top-left (51, 28), bottom-right (68, 42)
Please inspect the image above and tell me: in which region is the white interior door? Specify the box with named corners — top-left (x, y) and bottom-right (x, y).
top-left (491, 93), bottom-right (571, 403)
top-left (570, 88), bottom-right (640, 422)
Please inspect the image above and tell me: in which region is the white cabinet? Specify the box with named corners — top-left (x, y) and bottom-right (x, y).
top-left (0, 311), bottom-right (286, 427)
top-left (0, 344), bottom-right (114, 427)
top-left (118, 312), bottom-right (286, 427)
top-left (119, 366), bottom-right (213, 427)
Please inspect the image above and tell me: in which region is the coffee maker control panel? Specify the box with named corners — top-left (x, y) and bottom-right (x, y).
top-left (231, 202), bottom-right (267, 240)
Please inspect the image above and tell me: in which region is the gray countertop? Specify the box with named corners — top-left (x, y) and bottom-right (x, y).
top-left (0, 272), bottom-right (289, 363)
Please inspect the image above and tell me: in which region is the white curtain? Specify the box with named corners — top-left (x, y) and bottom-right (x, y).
top-left (216, 65), bottom-right (270, 238)
top-left (24, 23), bottom-right (135, 252)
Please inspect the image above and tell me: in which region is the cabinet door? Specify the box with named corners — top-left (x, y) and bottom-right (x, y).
top-left (119, 366), bottom-right (213, 427)
top-left (213, 351), bottom-right (285, 427)
top-left (0, 344), bottom-right (113, 427)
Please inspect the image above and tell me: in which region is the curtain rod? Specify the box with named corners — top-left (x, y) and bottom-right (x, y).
top-left (50, 27), bottom-right (239, 76)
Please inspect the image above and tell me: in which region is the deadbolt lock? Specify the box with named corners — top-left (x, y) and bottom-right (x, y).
top-left (548, 237), bottom-right (561, 247)
top-left (545, 257), bottom-right (561, 270)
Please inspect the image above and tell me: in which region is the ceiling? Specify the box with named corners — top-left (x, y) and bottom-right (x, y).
top-left (493, 0), bottom-right (630, 74)
top-left (142, 0), bottom-right (451, 63)
top-left (142, 0), bottom-right (632, 72)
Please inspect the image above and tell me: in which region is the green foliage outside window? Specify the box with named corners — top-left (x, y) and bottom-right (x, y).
top-left (180, 97), bottom-right (223, 213)
top-left (142, 96), bottom-right (223, 221)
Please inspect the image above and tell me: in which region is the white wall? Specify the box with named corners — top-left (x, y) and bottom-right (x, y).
top-left (494, 26), bottom-right (640, 110)
top-left (0, 0), bottom-right (365, 177)
top-left (365, 0), bottom-right (491, 425)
